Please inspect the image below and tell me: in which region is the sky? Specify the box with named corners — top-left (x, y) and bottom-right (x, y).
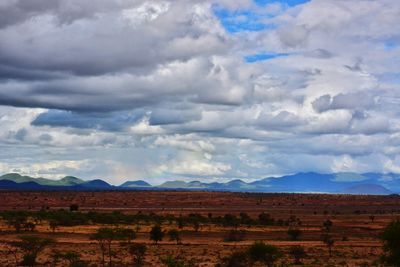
top-left (0, 0), bottom-right (399, 185)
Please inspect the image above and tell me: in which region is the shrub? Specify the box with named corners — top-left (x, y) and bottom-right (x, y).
top-left (12, 235), bottom-right (54, 266)
top-left (289, 246), bottom-right (307, 264)
top-left (258, 213), bottom-right (275, 225)
top-left (224, 230), bottom-right (246, 242)
top-left (150, 225), bottom-right (164, 244)
top-left (69, 204), bottom-right (79, 212)
top-left (168, 229), bottom-right (181, 244)
top-left (287, 228), bottom-right (302, 241)
top-left (160, 254), bottom-right (195, 267)
top-left (128, 243), bottom-right (147, 266)
top-left (323, 219), bottom-right (333, 231)
top-left (248, 241), bottom-right (282, 267)
top-left (321, 234), bottom-right (335, 257)
top-left (218, 251), bottom-right (250, 267)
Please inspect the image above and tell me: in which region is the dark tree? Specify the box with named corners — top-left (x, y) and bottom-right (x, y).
top-left (223, 214), bottom-right (239, 228)
top-left (150, 225), bottom-right (164, 244)
top-left (218, 251), bottom-right (250, 267)
top-left (69, 204), bottom-right (79, 212)
top-left (90, 227), bottom-right (116, 267)
top-left (193, 220), bottom-right (200, 232)
top-left (49, 219), bottom-right (59, 233)
top-left (239, 212), bottom-right (252, 225)
top-left (381, 220), bottom-right (400, 266)
top-left (287, 227), bottom-right (302, 241)
top-left (369, 215), bottom-right (375, 223)
top-left (258, 213), bottom-right (274, 225)
top-left (248, 241), bottom-right (282, 267)
top-left (168, 229), bottom-right (181, 244)
top-left (323, 219), bottom-right (333, 231)
top-left (160, 254), bottom-right (195, 267)
top-left (116, 228), bottom-right (136, 245)
top-left (321, 234), bottom-right (335, 257)
top-left (177, 216), bottom-right (185, 229)
top-left (289, 246), bottom-right (307, 265)
top-left (224, 230), bottom-right (246, 242)
top-left (57, 251), bottom-right (88, 267)
top-left (12, 235), bottom-right (54, 267)
top-left (4, 213), bottom-right (28, 233)
top-left (24, 222), bottom-right (36, 232)
top-left (128, 243), bottom-right (147, 266)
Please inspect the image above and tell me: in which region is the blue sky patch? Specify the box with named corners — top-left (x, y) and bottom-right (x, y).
top-left (384, 39), bottom-right (398, 50)
top-left (245, 51), bottom-right (290, 62)
top-left (255, 0), bottom-right (310, 7)
top-left (214, 0), bottom-right (310, 33)
top-left (213, 7), bottom-right (274, 33)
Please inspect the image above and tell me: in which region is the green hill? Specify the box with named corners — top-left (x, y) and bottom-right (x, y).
top-left (0, 173), bottom-right (85, 186)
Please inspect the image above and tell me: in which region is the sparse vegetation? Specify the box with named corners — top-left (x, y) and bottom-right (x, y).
top-left (0, 191), bottom-right (397, 266)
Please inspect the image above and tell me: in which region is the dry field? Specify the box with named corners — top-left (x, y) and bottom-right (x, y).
top-left (0, 191), bottom-right (399, 266)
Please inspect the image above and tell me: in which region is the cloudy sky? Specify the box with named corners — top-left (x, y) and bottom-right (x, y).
top-left (0, 0), bottom-right (399, 185)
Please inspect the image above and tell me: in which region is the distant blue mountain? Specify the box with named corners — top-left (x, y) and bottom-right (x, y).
top-left (339, 184), bottom-right (392, 195)
top-left (0, 172), bottom-right (398, 194)
top-left (0, 180), bottom-right (43, 190)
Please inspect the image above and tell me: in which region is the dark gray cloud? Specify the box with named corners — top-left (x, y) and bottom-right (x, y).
top-left (0, 0), bottom-right (61, 28)
top-left (312, 93), bottom-right (376, 113)
top-left (32, 110), bottom-right (145, 131)
top-left (0, 0), bottom-right (400, 182)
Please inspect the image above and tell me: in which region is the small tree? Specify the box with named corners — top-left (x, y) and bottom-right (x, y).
top-left (177, 216), bottom-right (185, 229)
top-left (150, 225), bottom-right (164, 244)
top-left (69, 204), bottom-right (79, 212)
top-left (5, 213), bottom-right (28, 233)
top-left (128, 243), bottom-right (147, 266)
top-left (12, 235), bottom-right (54, 266)
top-left (289, 246), bottom-right (307, 265)
top-left (160, 254), bottom-right (195, 267)
top-left (168, 229), bottom-right (181, 244)
top-left (258, 213), bottom-right (274, 225)
top-left (49, 220), bottom-right (59, 233)
top-left (369, 215), bottom-right (375, 223)
top-left (248, 241), bottom-right (282, 267)
top-left (91, 227), bottom-right (116, 267)
top-left (224, 230), bottom-right (246, 243)
top-left (239, 212), bottom-right (252, 225)
top-left (193, 220), bottom-right (200, 232)
top-left (323, 219), bottom-right (333, 231)
top-left (321, 234), bottom-right (335, 257)
top-left (116, 228), bottom-right (136, 245)
top-left (381, 220), bottom-right (400, 266)
top-left (24, 222), bottom-right (36, 232)
top-left (223, 214), bottom-right (239, 228)
top-left (287, 228), bottom-right (302, 241)
top-left (58, 251), bottom-right (88, 267)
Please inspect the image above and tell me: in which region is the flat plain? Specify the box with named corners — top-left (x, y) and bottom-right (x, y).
top-left (0, 191), bottom-right (399, 266)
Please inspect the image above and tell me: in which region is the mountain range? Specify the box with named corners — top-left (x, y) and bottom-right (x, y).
top-left (0, 172), bottom-right (399, 195)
